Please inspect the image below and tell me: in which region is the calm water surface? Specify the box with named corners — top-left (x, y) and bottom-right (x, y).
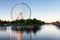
top-left (0, 24), bottom-right (60, 40)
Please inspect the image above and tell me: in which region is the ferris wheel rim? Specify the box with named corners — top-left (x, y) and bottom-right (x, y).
top-left (11, 2), bottom-right (31, 20)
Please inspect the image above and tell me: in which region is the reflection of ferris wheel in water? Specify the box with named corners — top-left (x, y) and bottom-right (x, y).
top-left (11, 3), bottom-right (31, 20)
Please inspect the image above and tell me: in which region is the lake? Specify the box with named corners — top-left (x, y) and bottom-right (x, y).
top-left (0, 24), bottom-right (60, 40)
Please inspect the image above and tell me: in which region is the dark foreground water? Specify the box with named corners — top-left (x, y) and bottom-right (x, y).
top-left (0, 24), bottom-right (60, 40)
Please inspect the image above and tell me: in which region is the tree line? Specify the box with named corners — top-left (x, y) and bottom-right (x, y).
top-left (0, 18), bottom-right (45, 26)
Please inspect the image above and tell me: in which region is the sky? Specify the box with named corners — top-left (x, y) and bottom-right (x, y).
top-left (0, 0), bottom-right (60, 22)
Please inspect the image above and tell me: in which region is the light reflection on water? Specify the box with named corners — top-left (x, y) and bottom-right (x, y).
top-left (10, 30), bottom-right (22, 40)
top-left (35, 24), bottom-right (60, 40)
top-left (0, 24), bottom-right (60, 40)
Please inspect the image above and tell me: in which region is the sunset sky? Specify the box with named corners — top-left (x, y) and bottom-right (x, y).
top-left (0, 0), bottom-right (60, 22)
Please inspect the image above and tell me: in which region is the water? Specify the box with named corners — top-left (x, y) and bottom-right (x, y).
top-left (0, 24), bottom-right (60, 40)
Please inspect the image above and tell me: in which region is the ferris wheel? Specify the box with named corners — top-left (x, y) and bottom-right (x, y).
top-left (11, 3), bottom-right (31, 20)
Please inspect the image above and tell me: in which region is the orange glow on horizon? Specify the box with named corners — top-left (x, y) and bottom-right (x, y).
top-left (0, 16), bottom-right (60, 22)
